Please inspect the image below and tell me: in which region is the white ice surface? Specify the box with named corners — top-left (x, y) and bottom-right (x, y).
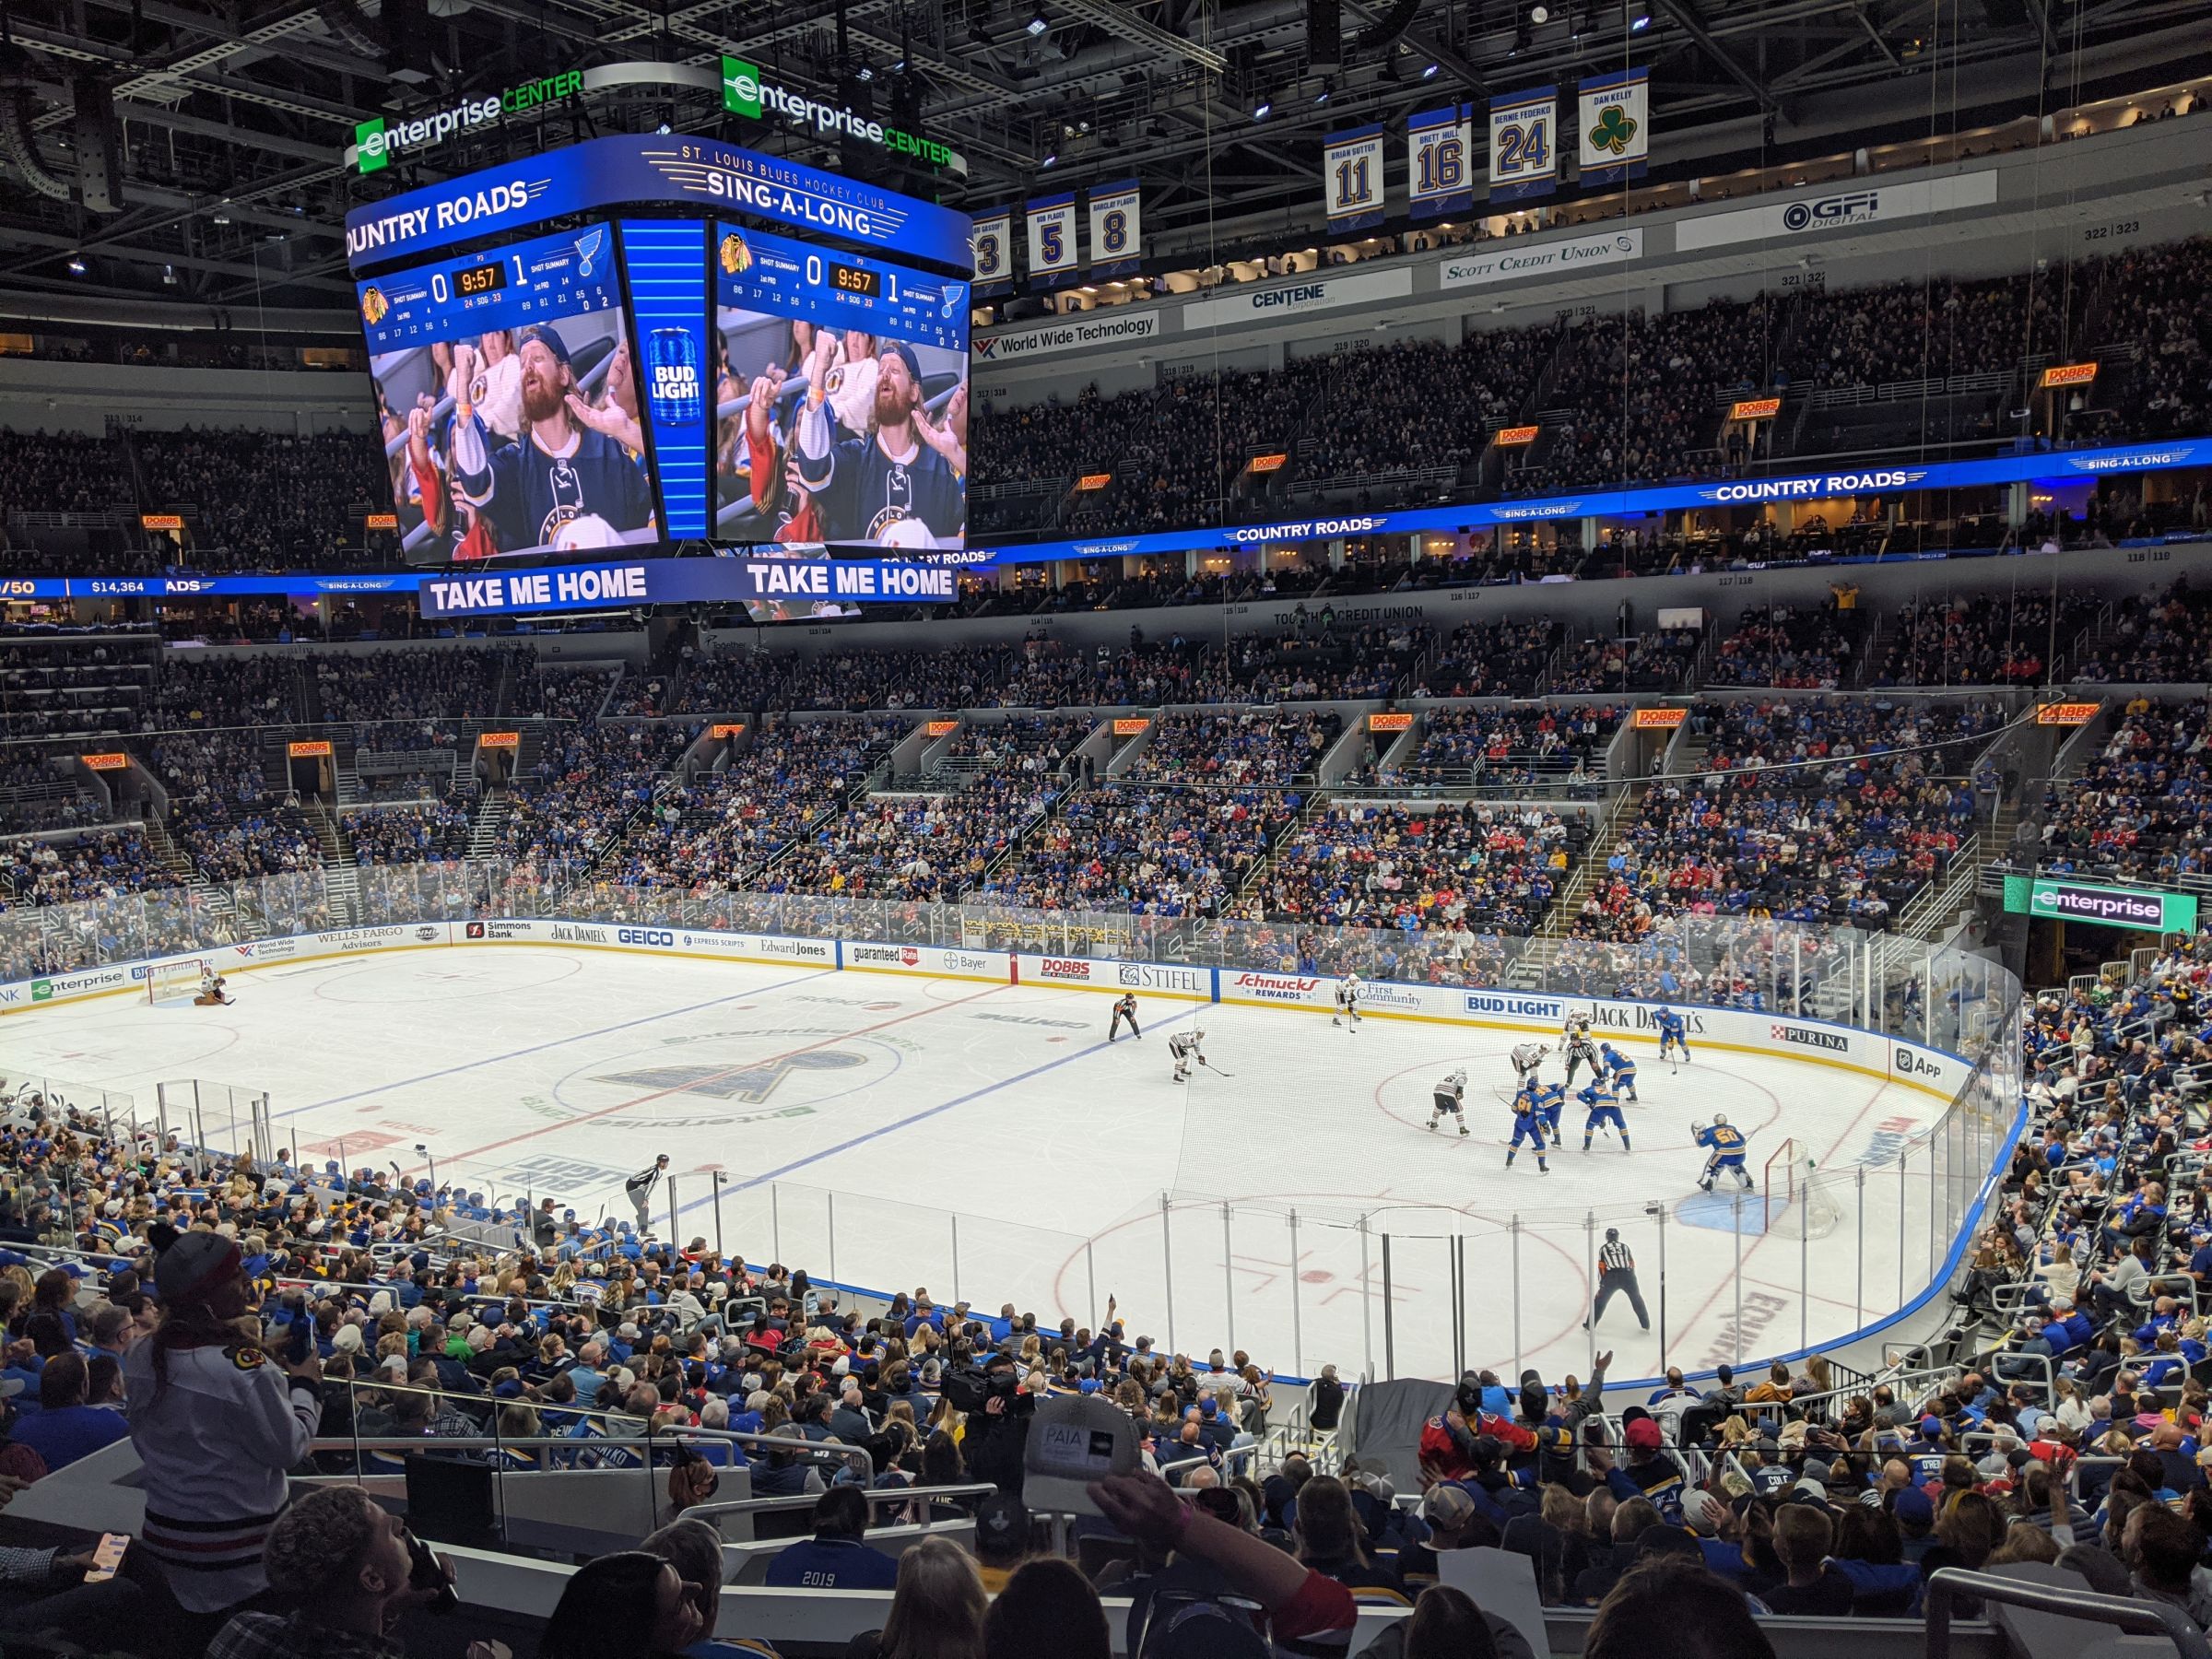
top-left (4, 948), bottom-right (1958, 1385)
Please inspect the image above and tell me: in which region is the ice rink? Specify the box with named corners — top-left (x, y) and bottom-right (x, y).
top-left (4, 947), bottom-right (1962, 1385)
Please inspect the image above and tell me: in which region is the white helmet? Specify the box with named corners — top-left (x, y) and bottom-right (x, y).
top-left (1712, 1112), bottom-right (1728, 1126)
top-left (1347, 972), bottom-right (1361, 984)
top-left (1452, 1067), bottom-right (1467, 1085)
top-left (1193, 1027), bottom-right (1206, 1041)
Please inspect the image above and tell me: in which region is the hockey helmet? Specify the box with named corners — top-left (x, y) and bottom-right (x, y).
top-left (1452, 1067), bottom-right (1468, 1085)
top-left (1193, 1027), bottom-right (1206, 1040)
top-left (1605, 1227), bottom-right (1620, 1243)
top-left (1711, 1112), bottom-right (1728, 1126)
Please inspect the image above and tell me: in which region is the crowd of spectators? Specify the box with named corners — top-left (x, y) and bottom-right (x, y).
top-left (496, 721), bottom-right (695, 884)
top-left (1709, 604), bottom-right (1863, 690)
top-left (1550, 629), bottom-right (1701, 695)
top-left (768, 774), bottom-right (1062, 902)
top-left (153, 730), bottom-right (319, 884)
top-left (1872, 594), bottom-right (2100, 687)
top-left (1252, 801), bottom-right (1587, 936)
top-left (342, 797), bottom-right (475, 866)
top-left (975, 784), bottom-right (1300, 916)
top-left (591, 721), bottom-right (906, 892)
top-left (0, 429), bottom-right (133, 515)
top-left (2075, 582), bottom-right (2212, 684)
top-left (1571, 697), bottom-right (2004, 936)
top-left (2037, 696), bottom-right (2212, 885)
top-left (1407, 620), bottom-right (1562, 699)
top-left (1359, 705), bottom-right (1621, 794)
top-left (316, 646), bottom-right (523, 728)
top-left (1124, 710), bottom-right (1340, 788)
top-left (135, 429), bottom-right (393, 572)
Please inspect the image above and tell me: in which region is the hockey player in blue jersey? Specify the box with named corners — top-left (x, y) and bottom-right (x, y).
top-left (1599, 1042), bottom-right (1640, 1101)
top-left (1655, 1004), bottom-right (1691, 1065)
top-left (1506, 1080), bottom-right (1550, 1172)
top-left (1694, 1112), bottom-right (1753, 1192)
top-left (791, 336), bottom-right (966, 547)
top-left (1579, 1075), bottom-right (1630, 1152)
top-left (1532, 1079), bottom-right (1567, 1145)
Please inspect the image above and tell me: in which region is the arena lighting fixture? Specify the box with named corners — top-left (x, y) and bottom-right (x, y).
top-left (855, 65), bottom-right (873, 81)
top-left (1313, 82), bottom-right (1332, 105)
top-left (1253, 96), bottom-right (1273, 119)
top-left (1530, 4), bottom-right (1549, 19)
top-left (1041, 147), bottom-right (1059, 167)
top-left (65, 253), bottom-right (85, 274)
top-left (1026, 9), bottom-right (1049, 35)
top-left (1421, 60), bottom-right (1441, 76)
top-left (1630, 11), bottom-right (1652, 28)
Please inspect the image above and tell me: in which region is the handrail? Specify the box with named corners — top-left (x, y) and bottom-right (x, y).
top-left (681, 1482), bottom-right (999, 1521)
top-left (1925, 1568), bottom-right (2210, 1659)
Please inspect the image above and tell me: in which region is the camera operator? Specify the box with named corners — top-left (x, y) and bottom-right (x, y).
top-left (948, 1351), bottom-right (1033, 1499)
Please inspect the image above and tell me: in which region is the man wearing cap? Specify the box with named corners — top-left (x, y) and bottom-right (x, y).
top-left (428, 327), bottom-right (656, 559)
top-left (1397, 1482), bottom-right (1497, 1588)
top-left (1606, 1414), bottom-right (1688, 1515)
top-left (122, 1230), bottom-right (324, 1637)
top-left (788, 330), bottom-right (965, 548)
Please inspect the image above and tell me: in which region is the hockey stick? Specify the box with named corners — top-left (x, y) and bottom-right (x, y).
top-left (1199, 1057), bottom-right (1237, 1078)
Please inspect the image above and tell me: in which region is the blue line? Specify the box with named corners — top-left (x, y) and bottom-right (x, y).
top-left (266, 966), bottom-right (836, 1124)
top-left (667, 1006), bottom-right (1204, 1218)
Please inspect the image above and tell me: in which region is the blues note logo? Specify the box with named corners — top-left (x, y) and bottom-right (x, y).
top-left (574, 227), bottom-right (606, 278)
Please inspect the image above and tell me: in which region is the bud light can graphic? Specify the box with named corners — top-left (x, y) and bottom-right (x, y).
top-left (645, 327), bottom-right (703, 428)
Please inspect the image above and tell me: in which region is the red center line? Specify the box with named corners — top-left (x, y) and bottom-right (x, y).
top-left (417, 981), bottom-right (1013, 1173)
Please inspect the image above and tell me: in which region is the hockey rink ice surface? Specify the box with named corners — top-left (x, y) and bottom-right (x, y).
top-left (6, 948), bottom-right (1961, 1385)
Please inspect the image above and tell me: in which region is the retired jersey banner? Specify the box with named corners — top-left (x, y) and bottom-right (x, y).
top-left (1407, 105), bottom-right (1473, 220)
top-left (1488, 88), bottom-right (1558, 203)
top-left (1025, 193), bottom-right (1078, 288)
top-left (1087, 179), bottom-right (1141, 278)
top-left (1323, 125), bottom-right (1385, 230)
top-left (1577, 67), bottom-right (1649, 186)
top-left (972, 207), bottom-right (1015, 295)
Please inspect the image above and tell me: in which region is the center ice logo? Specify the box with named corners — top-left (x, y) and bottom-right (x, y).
top-left (594, 1051), bottom-right (866, 1102)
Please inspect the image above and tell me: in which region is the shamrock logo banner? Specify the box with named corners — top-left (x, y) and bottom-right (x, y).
top-left (1578, 68), bottom-right (1651, 185)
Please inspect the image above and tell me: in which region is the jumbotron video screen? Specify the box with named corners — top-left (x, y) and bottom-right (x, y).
top-left (349, 140), bottom-right (971, 567)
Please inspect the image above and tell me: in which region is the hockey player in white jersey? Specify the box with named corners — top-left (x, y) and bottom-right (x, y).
top-left (1428, 1068), bottom-right (1469, 1136)
top-left (1170, 1027), bottom-right (1206, 1082)
top-left (1333, 973), bottom-right (1362, 1029)
top-left (1510, 1041), bottom-right (1550, 1082)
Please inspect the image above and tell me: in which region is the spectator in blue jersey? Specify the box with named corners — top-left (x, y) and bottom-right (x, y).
top-left (790, 334), bottom-right (966, 549)
top-left (13, 1353), bottom-right (127, 1471)
top-left (431, 327), bottom-right (656, 560)
top-left (762, 1486), bottom-right (900, 1591)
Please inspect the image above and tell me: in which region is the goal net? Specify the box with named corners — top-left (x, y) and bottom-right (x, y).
top-left (147, 959), bottom-right (208, 1005)
top-left (1762, 1137), bottom-right (1843, 1240)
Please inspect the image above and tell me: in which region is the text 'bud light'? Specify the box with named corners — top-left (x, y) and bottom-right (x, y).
top-left (646, 327), bottom-right (703, 428)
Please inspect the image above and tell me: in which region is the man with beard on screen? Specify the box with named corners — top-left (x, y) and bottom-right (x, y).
top-left (788, 332), bottom-right (965, 547)
top-left (426, 323), bottom-right (655, 559)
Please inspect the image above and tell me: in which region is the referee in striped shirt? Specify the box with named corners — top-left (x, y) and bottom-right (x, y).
top-left (1587, 1227), bottom-right (1650, 1331)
